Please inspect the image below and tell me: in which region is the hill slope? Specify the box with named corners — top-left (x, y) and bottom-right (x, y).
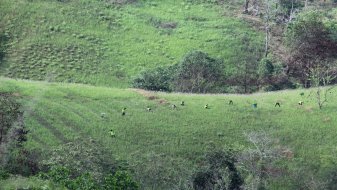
top-left (0, 0), bottom-right (262, 87)
top-left (1, 77), bottom-right (337, 189)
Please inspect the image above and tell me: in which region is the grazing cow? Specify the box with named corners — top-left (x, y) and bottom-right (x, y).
top-left (229, 100), bottom-right (233, 105)
top-left (252, 103), bottom-right (257, 108)
top-left (298, 101), bottom-right (303, 105)
top-left (122, 108), bottom-right (126, 116)
top-left (147, 106), bottom-right (152, 112)
top-left (172, 104), bottom-right (177, 109)
top-left (275, 102), bottom-right (281, 107)
top-left (204, 104), bottom-right (209, 109)
top-left (181, 101), bottom-right (185, 106)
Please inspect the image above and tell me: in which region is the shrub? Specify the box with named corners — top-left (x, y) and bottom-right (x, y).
top-left (132, 65), bottom-right (177, 92)
top-left (0, 169), bottom-right (10, 180)
top-left (103, 171), bottom-right (139, 190)
top-left (69, 173), bottom-right (99, 190)
top-left (133, 51), bottom-right (228, 93)
top-left (173, 51), bottom-right (225, 93)
top-left (39, 166), bottom-right (72, 187)
top-left (41, 138), bottom-right (119, 181)
top-left (192, 150), bottom-right (243, 190)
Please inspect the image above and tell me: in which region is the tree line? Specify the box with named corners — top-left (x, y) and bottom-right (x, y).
top-left (133, 2), bottom-right (337, 94)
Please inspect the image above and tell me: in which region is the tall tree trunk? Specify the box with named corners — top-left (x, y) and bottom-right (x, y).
top-left (244, 0), bottom-right (250, 13)
top-left (305, 0), bottom-right (308, 8)
top-left (289, 0), bottom-right (294, 21)
top-left (265, 25), bottom-right (270, 57)
top-left (253, 0), bottom-right (259, 16)
top-left (264, 0), bottom-right (271, 57)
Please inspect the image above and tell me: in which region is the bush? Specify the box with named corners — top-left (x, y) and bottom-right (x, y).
top-left (173, 51), bottom-right (225, 93)
top-left (0, 169), bottom-right (10, 180)
top-left (41, 138), bottom-right (118, 181)
top-left (69, 173), bottom-right (98, 190)
top-left (103, 171), bottom-right (139, 190)
top-left (192, 150), bottom-right (243, 190)
top-left (39, 166), bottom-right (72, 186)
top-left (40, 167), bottom-right (139, 190)
top-left (132, 65), bottom-right (177, 92)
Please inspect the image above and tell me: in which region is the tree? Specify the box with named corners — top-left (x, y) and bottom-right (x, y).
top-left (0, 33), bottom-right (9, 64)
top-left (239, 131), bottom-right (284, 190)
top-left (132, 66), bottom-right (176, 92)
top-left (285, 10), bottom-right (337, 87)
top-left (173, 51), bottom-right (224, 93)
top-left (192, 150), bottom-right (244, 190)
top-left (309, 64), bottom-right (337, 109)
top-left (231, 34), bottom-right (263, 93)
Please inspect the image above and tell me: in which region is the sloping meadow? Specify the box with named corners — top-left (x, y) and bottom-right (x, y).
top-left (0, 0), bottom-right (262, 88)
top-left (1, 78), bottom-right (337, 189)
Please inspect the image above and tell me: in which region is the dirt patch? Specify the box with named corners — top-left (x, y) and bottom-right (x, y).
top-left (323, 117), bottom-right (331, 123)
top-left (132, 89), bottom-right (169, 105)
top-left (106, 0), bottom-right (137, 5)
top-left (304, 106), bottom-right (313, 113)
top-left (160, 22), bottom-right (178, 29)
top-left (12, 92), bottom-right (21, 97)
top-left (158, 99), bottom-right (168, 104)
top-left (281, 148), bottom-right (294, 159)
top-left (148, 96), bottom-right (158, 100)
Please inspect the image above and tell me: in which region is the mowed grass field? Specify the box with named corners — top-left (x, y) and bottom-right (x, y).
top-left (0, 0), bottom-right (261, 87)
top-left (1, 77), bottom-right (337, 189)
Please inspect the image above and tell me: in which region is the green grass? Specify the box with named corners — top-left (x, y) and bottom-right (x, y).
top-left (0, 0), bottom-right (262, 87)
top-left (0, 176), bottom-right (64, 190)
top-left (1, 77), bottom-right (337, 188)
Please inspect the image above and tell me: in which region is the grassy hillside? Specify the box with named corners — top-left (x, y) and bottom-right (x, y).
top-left (0, 0), bottom-right (262, 87)
top-left (1, 77), bottom-right (337, 189)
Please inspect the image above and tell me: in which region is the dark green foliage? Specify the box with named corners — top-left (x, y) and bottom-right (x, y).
top-left (132, 65), bottom-right (177, 91)
top-left (278, 0), bottom-right (303, 15)
top-left (0, 33), bottom-right (9, 64)
top-left (41, 167), bottom-right (98, 189)
top-left (40, 167), bottom-right (138, 190)
top-left (193, 170), bottom-right (214, 190)
top-left (258, 56), bottom-right (296, 91)
top-left (325, 168), bottom-right (337, 190)
top-left (229, 34), bottom-right (263, 93)
top-left (133, 50), bottom-right (226, 93)
top-left (0, 169), bottom-right (10, 180)
top-left (103, 171), bottom-right (139, 190)
top-left (192, 150), bottom-right (243, 190)
top-left (259, 57), bottom-right (274, 79)
top-left (0, 93), bottom-right (39, 176)
top-left (70, 173), bottom-right (99, 190)
top-left (42, 138), bottom-right (119, 181)
top-left (285, 10), bottom-right (337, 87)
top-left (173, 51), bottom-right (225, 93)
top-left (0, 92), bottom-right (21, 143)
top-left (4, 148), bottom-right (40, 176)
top-left (39, 166), bottom-right (72, 186)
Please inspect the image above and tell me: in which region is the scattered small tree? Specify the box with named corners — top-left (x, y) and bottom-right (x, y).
top-left (309, 65), bottom-right (337, 109)
top-left (239, 131), bottom-right (284, 190)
